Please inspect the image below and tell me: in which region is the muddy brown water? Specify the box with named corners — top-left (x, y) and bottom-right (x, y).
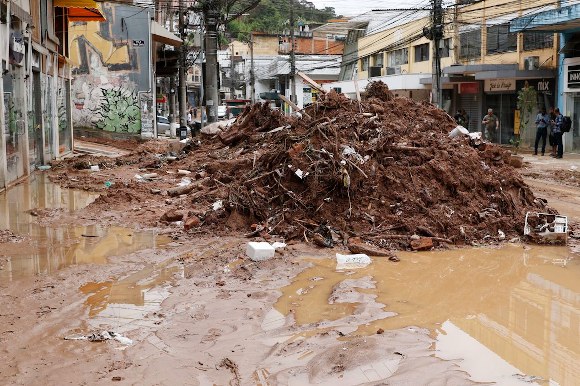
top-left (275, 245), bottom-right (579, 385)
top-left (0, 173), bottom-right (170, 281)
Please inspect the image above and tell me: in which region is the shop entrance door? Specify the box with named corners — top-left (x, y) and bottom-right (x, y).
top-left (484, 93), bottom-right (517, 145)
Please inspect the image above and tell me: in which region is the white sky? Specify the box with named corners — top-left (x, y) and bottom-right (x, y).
top-left (309, 0), bottom-right (430, 17)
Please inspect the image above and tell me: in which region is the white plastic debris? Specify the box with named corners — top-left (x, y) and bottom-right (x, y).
top-left (336, 253), bottom-right (371, 270)
top-left (498, 230), bottom-right (506, 240)
top-left (64, 331), bottom-right (133, 345)
top-left (90, 165), bottom-right (100, 171)
top-left (177, 177), bottom-right (191, 187)
top-left (246, 242), bottom-right (275, 261)
top-left (212, 200), bottom-right (223, 211)
top-left (177, 169), bottom-right (191, 175)
top-left (448, 125), bottom-right (469, 138)
top-left (271, 242), bottom-right (287, 250)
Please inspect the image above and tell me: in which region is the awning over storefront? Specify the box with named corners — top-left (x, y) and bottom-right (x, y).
top-left (54, 0), bottom-right (105, 21)
top-left (151, 21), bottom-right (182, 47)
top-left (442, 64), bottom-right (554, 80)
top-left (510, 4), bottom-right (580, 33)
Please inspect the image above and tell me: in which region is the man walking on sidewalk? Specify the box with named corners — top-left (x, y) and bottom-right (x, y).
top-left (534, 107), bottom-right (550, 155)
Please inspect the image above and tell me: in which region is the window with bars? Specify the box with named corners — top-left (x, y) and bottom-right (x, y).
top-left (414, 43), bottom-right (430, 62)
top-left (486, 23), bottom-right (517, 54)
top-left (361, 56), bottom-right (369, 71)
top-left (523, 32), bottom-right (553, 51)
top-left (440, 38), bottom-right (451, 58)
top-left (388, 48), bottom-right (408, 66)
top-left (459, 29), bottom-right (481, 60)
top-left (373, 52), bottom-right (384, 67)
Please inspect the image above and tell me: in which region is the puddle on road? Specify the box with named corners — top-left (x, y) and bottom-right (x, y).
top-left (80, 261), bottom-right (182, 333)
top-left (0, 173), bottom-right (170, 280)
top-left (275, 244), bottom-right (580, 385)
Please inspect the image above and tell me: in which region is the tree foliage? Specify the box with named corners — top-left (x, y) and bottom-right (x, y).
top-left (226, 0), bottom-right (337, 40)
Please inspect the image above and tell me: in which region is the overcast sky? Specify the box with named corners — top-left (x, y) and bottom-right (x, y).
top-left (309, 0), bottom-right (427, 17)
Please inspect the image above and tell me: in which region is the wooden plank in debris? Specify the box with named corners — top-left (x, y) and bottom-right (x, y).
top-left (297, 71), bottom-right (326, 93)
top-left (278, 94), bottom-right (312, 119)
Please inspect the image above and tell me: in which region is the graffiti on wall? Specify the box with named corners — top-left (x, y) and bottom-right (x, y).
top-left (93, 87), bottom-right (141, 133)
top-left (69, 2), bottom-right (150, 134)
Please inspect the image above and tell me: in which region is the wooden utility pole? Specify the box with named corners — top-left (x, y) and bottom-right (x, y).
top-left (179, 0), bottom-right (187, 126)
top-left (203, 4), bottom-right (220, 123)
top-left (431, 0), bottom-right (443, 108)
top-left (289, 0), bottom-right (297, 104)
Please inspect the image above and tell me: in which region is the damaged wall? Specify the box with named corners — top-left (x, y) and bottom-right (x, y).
top-left (69, 2), bottom-right (152, 137)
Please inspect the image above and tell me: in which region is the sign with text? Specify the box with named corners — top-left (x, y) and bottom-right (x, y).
top-left (516, 79), bottom-right (554, 96)
top-left (484, 78), bottom-right (515, 92)
top-left (568, 65), bottom-right (580, 88)
top-left (459, 82), bottom-right (479, 94)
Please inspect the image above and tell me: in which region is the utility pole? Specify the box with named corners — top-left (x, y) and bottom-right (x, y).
top-left (230, 43), bottom-right (235, 99)
top-left (178, 0), bottom-right (187, 127)
top-left (430, 0), bottom-right (443, 108)
top-left (250, 34), bottom-right (255, 103)
top-left (203, 3), bottom-right (219, 123)
top-left (289, 0), bottom-right (297, 104)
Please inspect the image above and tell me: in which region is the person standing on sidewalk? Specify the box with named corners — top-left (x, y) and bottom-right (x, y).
top-left (552, 108), bottom-right (564, 159)
top-left (548, 107), bottom-right (557, 156)
top-left (482, 108), bottom-right (499, 143)
top-left (534, 107), bottom-right (550, 155)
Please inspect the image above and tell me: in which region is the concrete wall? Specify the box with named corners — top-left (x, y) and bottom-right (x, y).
top-left (69, 2), bottom-right (152, 136)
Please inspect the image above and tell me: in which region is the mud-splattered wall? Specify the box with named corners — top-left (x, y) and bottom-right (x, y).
top-left (69, 3), bottom-right (152, 136)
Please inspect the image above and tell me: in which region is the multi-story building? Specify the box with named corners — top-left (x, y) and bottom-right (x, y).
top-left (327, 2), bottom-right (560, 147)
top-left (0, 0), bottom-right (104, 190)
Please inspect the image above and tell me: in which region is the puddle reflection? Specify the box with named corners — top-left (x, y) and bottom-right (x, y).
top-left (275, 245), bottom-right (580, 385)
top-left (80, 262), bottom-right (182, 332)
top-left (0, 173), bottom-right (169, 280)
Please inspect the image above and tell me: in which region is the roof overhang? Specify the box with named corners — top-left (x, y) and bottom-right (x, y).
top-left (443, 64), bottom-right (517, 75)
top-left (54, 0), bottom-right (105, 22)
top-left (151, 21), bottom-right (182, 48)
top-left (510, 4), bottom-right (580, 33)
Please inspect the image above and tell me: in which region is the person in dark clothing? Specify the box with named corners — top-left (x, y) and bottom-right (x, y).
top-left (533, 108), bottom-right (550, 155)
top-left (552, 108), bottom-right (564, 159)
top-left (548, 107), bottom-right (557, 156)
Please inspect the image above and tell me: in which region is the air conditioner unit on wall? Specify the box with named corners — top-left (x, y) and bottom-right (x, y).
top-left (524, 56), bottom-right (540, 70)
top-left (386, 67), bottom-right (401, 75)
top-left (369, 66), bottom-right (382, 77)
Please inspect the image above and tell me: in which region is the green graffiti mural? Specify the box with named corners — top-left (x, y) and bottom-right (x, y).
top-left (93, 87), bottom-right (141, 133)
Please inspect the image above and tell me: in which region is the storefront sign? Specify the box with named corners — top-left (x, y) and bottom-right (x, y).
top-left (459, 82), bottom-right (479, 94)
top-left (516, 79), bottom-right (554, 96)
top-left (484, 79), bottom-right (515, 92)
top-left (568, 65), bottom-right (580, 88)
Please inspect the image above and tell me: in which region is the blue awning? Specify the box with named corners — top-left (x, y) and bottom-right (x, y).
top-left (510, 4), bottom-right (580, 33)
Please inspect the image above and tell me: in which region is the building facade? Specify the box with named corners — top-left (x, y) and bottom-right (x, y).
top-left (326, 2), bottom-right (559, 148)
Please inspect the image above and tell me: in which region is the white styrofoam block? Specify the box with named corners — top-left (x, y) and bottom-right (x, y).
top-left (336, 253), bottom-right (371, 270)
top-left (246, 242), bottom-right (275, 261)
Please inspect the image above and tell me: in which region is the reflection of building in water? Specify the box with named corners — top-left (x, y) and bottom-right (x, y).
top-left (450, 266), bottom-right (580, 385)
top-left (0, 174), bottom-right (164, 280)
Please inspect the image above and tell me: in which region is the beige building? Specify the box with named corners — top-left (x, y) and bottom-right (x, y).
top-left (327, 1), bottom-right (558, 146)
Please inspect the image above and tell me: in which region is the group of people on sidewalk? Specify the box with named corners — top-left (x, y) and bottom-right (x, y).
top-left (455, 107), bottom-right (566, 159)
top-left (533, 107), bottom-right (565, 159)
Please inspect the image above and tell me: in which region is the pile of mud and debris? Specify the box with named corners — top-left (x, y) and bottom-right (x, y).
top-left (48, 82), bottom-right (551, 250)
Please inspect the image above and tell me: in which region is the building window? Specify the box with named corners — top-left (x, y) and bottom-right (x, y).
top-left (361, 56), bottom-right (369, 71)
top-left (414, 43), bottom-right (430, 62)
top-left (373, 52), bottom-right (383, 67)
top-left (459, 29), bottom-right (481, 60)
top-left (439, 38), bottom-right (451, 58)
top-left (388, 48), bottom-right (409, 66)
top-left (523, 32), bottom-right (553, 51)
top-left (487, 23), bottom-right (517, 54)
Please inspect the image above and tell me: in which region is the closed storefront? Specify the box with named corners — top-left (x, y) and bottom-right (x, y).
top-left (563, 58), bottom-right (580, 152)
top-left (457, 82), bottom-right (482, 132)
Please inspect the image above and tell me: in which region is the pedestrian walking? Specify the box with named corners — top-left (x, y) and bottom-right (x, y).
top-left (482, 108), bottom-right (499, 142)
top-left (533, 107), bottom-right (550, 155)
top-left (551, 108), bottom-right (564, 159)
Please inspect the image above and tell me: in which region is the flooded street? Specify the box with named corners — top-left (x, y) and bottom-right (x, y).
top-left (276, 244), bottom-right (579, 385)
top-left (0, 174), bottom-right (169, 280)
top-left (1, 154), bottom-right (579, 385)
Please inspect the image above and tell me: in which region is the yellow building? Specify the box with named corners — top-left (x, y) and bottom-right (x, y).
top-left (329, 1), bottom-right (558, 146)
